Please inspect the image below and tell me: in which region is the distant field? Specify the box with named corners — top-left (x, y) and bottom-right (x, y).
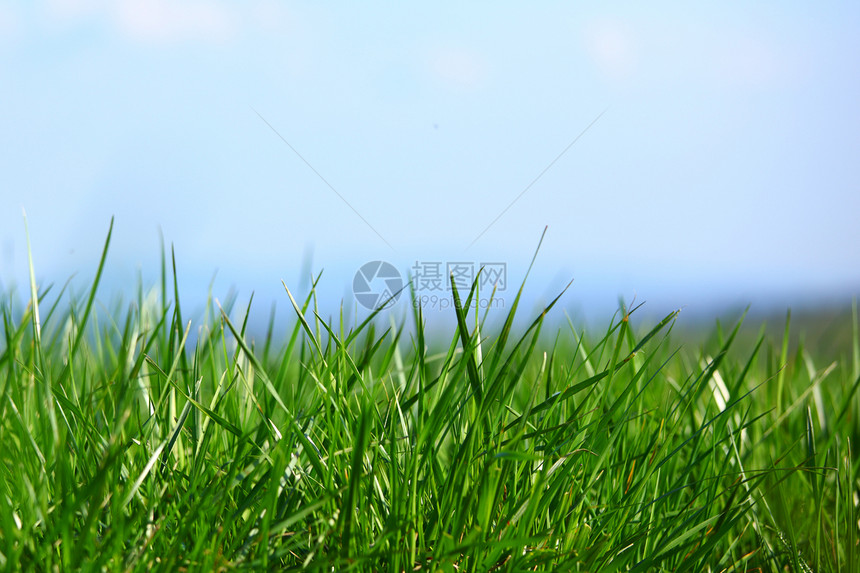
top-left (1, 226), bottom-right (858, 572)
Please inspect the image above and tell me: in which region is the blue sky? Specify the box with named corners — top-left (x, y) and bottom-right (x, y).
top-left (2, 1), bottom-right (859, 325)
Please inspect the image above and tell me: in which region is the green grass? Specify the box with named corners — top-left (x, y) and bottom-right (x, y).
top-left (1, 222), bottom-right (859, 572)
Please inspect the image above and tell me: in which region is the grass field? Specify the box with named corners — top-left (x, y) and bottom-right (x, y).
top-left (1, 223), bottom-right (859, 572)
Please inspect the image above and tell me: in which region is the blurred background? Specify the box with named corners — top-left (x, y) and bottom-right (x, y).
top-left (1, 1), bottom-right (858, 334)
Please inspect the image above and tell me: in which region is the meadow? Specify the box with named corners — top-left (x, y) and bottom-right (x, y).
top-left (1, 222), bottom-right (858, 572)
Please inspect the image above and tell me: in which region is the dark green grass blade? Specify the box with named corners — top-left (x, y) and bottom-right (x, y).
top-left (486, 226), bottom-right (550, 379)
top-left (450, 272), bottom-right (483, 404)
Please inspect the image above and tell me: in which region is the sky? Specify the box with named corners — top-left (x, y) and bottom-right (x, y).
top-left (2, 1), bottom-right (859, 329)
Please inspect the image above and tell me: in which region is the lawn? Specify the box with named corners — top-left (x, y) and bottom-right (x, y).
top-left (1, 221), bottom-right (858, 571)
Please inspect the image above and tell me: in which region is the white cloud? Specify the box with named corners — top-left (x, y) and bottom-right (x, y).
top-left (429, 47), bottom-right (487, 90)
top-left (583, 16), bottom-right (797, 93)
top-left (46, 0), bottom-right (102, 20)
top-left (584, 20), bottom-right (637, 81)
top-left (115, 0), bottom-right (233, 44)
top-left (43, 0), bottom-right (234, 44)
top-left (713, 33), bottom-right (786, 89)
top-left (0, 4), bottom-right (22, 43)
top-left (249, 0), bottom-right (295, 34)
